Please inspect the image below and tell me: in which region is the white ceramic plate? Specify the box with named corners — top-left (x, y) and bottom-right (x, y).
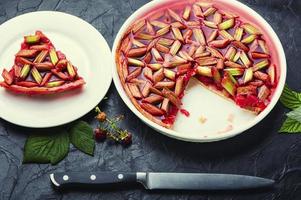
top-left (0, 11), bottom-right (112, 128)
top-left (112, 0), bottom-right (287, 142)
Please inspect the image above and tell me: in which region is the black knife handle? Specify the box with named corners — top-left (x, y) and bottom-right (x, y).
top-left (50, 172), bottom-right (137, 188)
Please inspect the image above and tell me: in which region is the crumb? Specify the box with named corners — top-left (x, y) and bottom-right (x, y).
top-left (227, 113), bottom-right (235, 123)
top-left (199, 116), bottom-right (207, 124)
top-left (217, 124), bottom-right (233, 134)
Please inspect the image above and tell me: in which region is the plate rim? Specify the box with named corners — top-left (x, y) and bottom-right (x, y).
top-left (0, 11), bottom-right (113, 128)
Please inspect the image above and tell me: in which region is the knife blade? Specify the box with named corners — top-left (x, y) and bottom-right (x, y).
top-left (50, 172), bottom-right (274, 190)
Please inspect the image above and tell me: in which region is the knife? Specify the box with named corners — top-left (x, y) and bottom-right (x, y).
top-left (50, 172), bottom-right (274, 190)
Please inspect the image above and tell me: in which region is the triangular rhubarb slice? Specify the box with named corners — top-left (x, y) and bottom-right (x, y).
top-left (0, 31), bottom-right (85, 95)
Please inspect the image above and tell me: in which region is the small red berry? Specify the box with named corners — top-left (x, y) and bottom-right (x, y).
top-left (121, 132), bottom-right (132, 146)
top-left (94, 128), bottom-right (107, 141)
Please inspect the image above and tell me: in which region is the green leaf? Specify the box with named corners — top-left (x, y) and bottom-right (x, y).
top-left (69, 121), bottom-right (95, 156)
top-left (280, 84), bottom-right (301, 110)
top-left (286, 106), bottom-right (301, 123)
top-left (279, 117), bottom-right (301, 133)
top-left (23, 130), bottom-right (69, 165)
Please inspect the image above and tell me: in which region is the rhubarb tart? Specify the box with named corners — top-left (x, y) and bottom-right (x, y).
top-left (115, 0), bottom-right (282, 129)
top-left (0, 31), bottom-right (85, 95)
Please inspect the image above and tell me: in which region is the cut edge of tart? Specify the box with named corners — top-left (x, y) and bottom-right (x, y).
top-left (0, 30), bottom-right (85, 95)
top-left (115, 0), bottom-right (279, 129)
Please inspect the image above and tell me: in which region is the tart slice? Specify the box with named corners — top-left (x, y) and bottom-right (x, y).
top-left (0, 31), bottom-right (85, 95)
top-left (116, 1), bottom-right (279, 129)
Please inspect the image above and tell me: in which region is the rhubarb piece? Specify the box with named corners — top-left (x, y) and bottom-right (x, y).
top-left (170, 40), bottom-right (182, 55)
top-left (258, 40), bottom-right (269, 54)
top-left (128, 58), bottom-right (144, 67)
top-left (197, 66), bottom-right (212, 77)
top-left (212, 67), bottom-right (221, 84)
top-left (16, 49), bottom-right (38, 57)
top-left (267, 65), bottom-right (276, 85)
top-left (141, 103), bottom-right (165, 116)
top-left (164, 69), bottom-right (176, 80)
top-left (252, 59), bottom-right (269, 71)
top-left (135, 33), bottom-right (154, 40)
top-left (162, 88), bottom-right (181, 108)
top-left (132, 39), bottom-right (146, 47)
top-left (234, 27), bottom-right (244, 41)
top-left (171, 22), bottom-right (186, 29)
top-left (20, 64), bottom-right (31, 79)
top-left (146, 21), bottom-right (156, 35)
top-left (51, 69), bottom-right (69, 80)
top-left (148, 63), bottom-right (163, 71)
top-left (249, 80), bottom-right (264, 87)
top-left (126, 67), bottom-right (142, 81)
top-left (224, 61), bottom-right (243, 68)
top-left (241, 34), bottom-right (256, 44)
top-left (254, 71), bottom-right (269, 81)
top-left (203, 20), bottom-right (217, 29)
top-left (168, 9), bottom-right (182, 22)
top-left (41, 73), bottom-right (52, 86)
top-left (34, 50), bottom-right (48, 63)
top-left (13, 65), bottom-right (21, 78)
top-left (175, 75), bottom-right (184, 96)
top-left (155, 43), bottom-right (169, 54)
top-left (216, 59), bottom-right (224, 69)
top-left (2, 69), bottom-right (13, 85)
top-left (49, 48), bottom-right (59, 65)
top-left (251, 52), bottom-right (270, 59)
top-left (156, 25), bottom-right (171, 37)
top-left (161, 98), bottom-right (170, 112)
top-left (224, 68), bottom-right (244, 76)
top-left (67, 62), bottom-right (77, 79)
top-left (193, 29), bottom-right (206, 45)
top-left (31, 67), bottom-right (42, 84)
top-left (24, 35), bottom-right (40, 44)
top-left (172, 27), bottom-right (184, 42)
top-left (203, 7), bottom-right (216, 17)
top-left (242, 68), bottom-right (253, 84)
top-left (128, 47), bottom-right (147, 57)
top-left (16, 81), bottom-right (39, 87)
top-left (219, 30), bottom-right (234, 41)
top-left (258, 85), bottom-right (270, 101)
top-left (241, 23), bottom-right (261, 35)
top-left (179, 50), bottom-right (193, 61)
top-left (151, 48), bottom-right (163, 62)
top-left (144, 67), bottom-right (153, 81)
top-left (15, 57), bottom-right (32, 65)
top-left (196, 56), bottom-right (217, 66)
top-left (193, 4), bottom-right (203, 17)
top-left (46, 80), bottom-right (65, 88)
top-left (154, 81), bottom-right (175, 89)
top-left (153, 68), bottom-right (165, 83)
top-left (143, 52), bottom-right (152, 64)
top-left (213, 12), bottom-right (222, 24)
top-left (237, 85), bottom-right (257, 95)
top-left (207, 30), bottom-right (218, 42)
top-left (132, 20), bottom-right (146, 33)
top-left (30, 44), bottom-right (49, 50)
top-left (34, 62), bottom-right (54, 71)
top-left (209, 39), bottom-right (230, 48)
top-left (218, 18), bottom-right (235, 30)
top-left (183, 6), bottom-right (191, 20)
top-left (224, 47), bottom-right (237, 61)
top-left (232, 41), bottom-right (249, 52)
top-left (240, 51), bottom-right (252, 67)
top-left (207, 47), bottom-right (223, 58)
top-left (141, 82), bottom-right (151, 97)
top-left (233, 51), bottom-right (241, 62)
top-left (142, 94), bottom-right (164, 104)
top-left (128, 83), bottom-right (142, 99)
top-left (158, 38), bottom-right (174, 46)
top-left (221, 73), bottom-right (236, 96)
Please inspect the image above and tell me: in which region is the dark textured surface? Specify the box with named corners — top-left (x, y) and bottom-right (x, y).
top-left (0, 0), bottom-right (300, 199)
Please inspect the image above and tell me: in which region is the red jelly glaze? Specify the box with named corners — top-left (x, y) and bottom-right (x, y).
top-left (180, 109), bottom-right (190, 117)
